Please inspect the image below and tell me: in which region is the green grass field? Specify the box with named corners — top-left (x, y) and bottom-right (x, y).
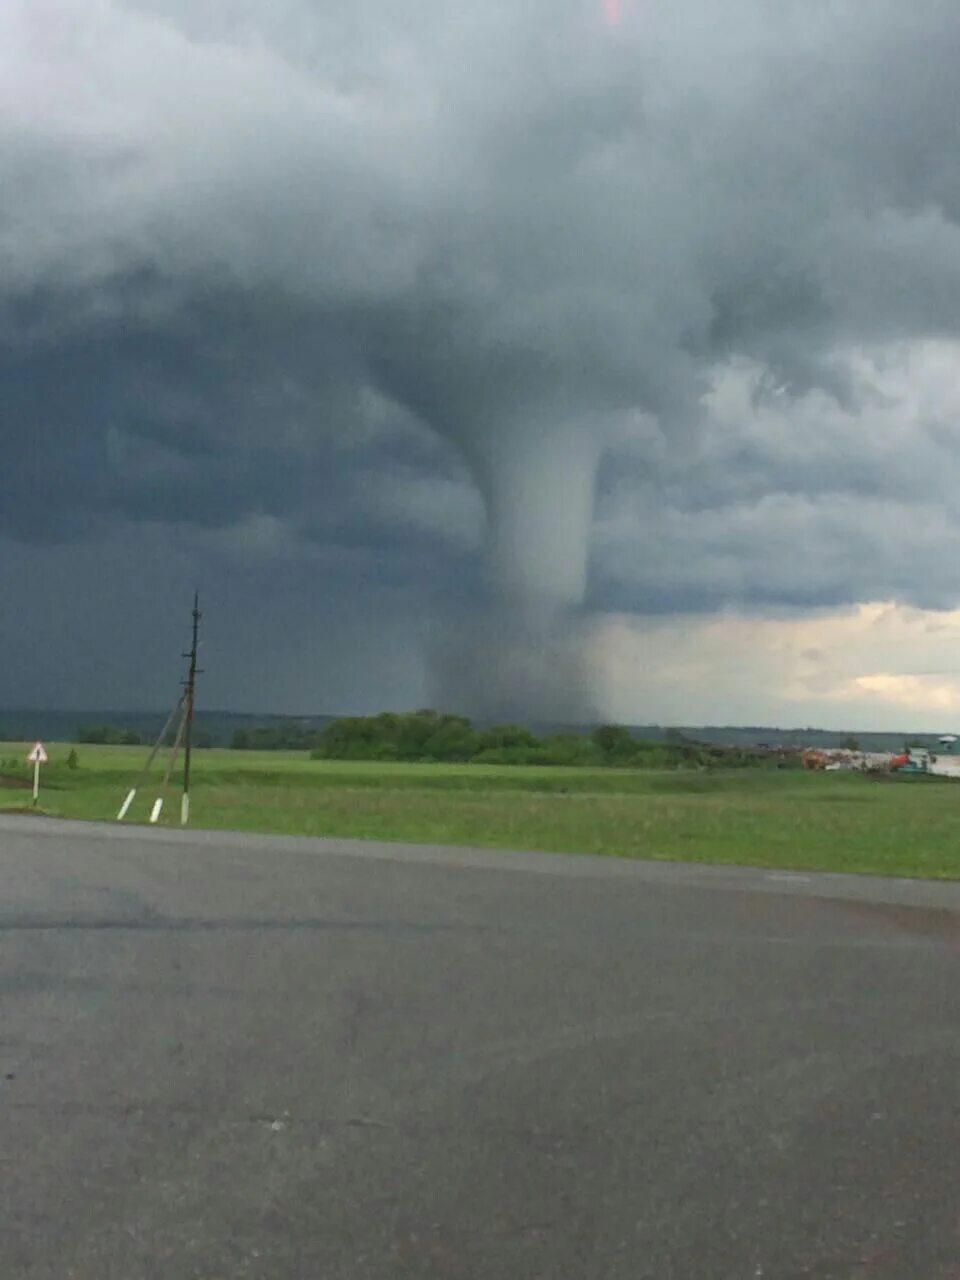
top-left (1, 742), bottom-right (958, 879)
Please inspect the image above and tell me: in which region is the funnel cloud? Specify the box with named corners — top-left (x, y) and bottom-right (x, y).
top-left (2, 1), bottom-right (960, 720)
top-left (429, 422), bottom-right (601, 719)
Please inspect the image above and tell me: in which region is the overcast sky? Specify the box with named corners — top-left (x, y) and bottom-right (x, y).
top-left (3, 0), bottom-right (960, 728)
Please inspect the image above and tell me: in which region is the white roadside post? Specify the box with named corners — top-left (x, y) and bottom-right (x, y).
top-left (25, 741), bottom-right (48, 806)
top-left (117, 788), bottom-right (137, 821)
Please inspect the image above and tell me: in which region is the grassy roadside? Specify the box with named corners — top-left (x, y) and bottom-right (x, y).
top-left (0, 743), bottom-right (956, 879)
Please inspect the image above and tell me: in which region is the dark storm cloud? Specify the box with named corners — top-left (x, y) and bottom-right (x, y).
top-left (3, 0), bottom-right (960, 713)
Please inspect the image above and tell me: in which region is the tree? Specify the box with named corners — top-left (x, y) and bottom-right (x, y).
top-left (397, 709), bottom-right (448, 759)
top-left (314, 714), bottom-right (401, 759)
top-left (591, 724), bottom-right (634, 759)
top-left (841, 735), bottom-right (860, 751)
top-left (422, 717), bottom-right (479, 761)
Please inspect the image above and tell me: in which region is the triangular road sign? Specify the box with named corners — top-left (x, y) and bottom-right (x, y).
top-left (26, 742), bottom-right (48, 764)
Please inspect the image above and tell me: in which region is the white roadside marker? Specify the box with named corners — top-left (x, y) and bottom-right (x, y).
top-left (116, 788), bottom-right (137, 821)
top-left (149, 798), bottom-right (164, 824)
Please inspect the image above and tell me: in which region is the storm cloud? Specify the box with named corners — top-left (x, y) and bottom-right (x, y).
top-left (3, 0), bottom-right (960, 720)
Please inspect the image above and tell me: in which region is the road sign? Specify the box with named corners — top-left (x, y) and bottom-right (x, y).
top-left (26, 742), bottom-right (47, 804)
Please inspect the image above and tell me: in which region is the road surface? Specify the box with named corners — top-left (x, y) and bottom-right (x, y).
top-left (2, 815), bottom-right (960, 1278)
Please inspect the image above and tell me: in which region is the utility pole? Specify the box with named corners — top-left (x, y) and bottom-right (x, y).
top-left (115, 594), bottom-right (205, 825)
top-left (181, 592), bottom-right (202, 826)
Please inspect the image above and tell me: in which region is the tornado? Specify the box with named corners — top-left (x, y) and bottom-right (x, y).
top-left (431, 418), bottom-right (601, 722)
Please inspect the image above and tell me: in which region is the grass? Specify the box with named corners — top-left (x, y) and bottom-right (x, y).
top-left (0, 743), bottom-right (957, 879)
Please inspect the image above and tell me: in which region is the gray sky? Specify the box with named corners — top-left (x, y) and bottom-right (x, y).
top-left (3, 0), bottom-right (960, 727)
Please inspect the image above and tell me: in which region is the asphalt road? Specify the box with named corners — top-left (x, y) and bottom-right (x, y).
top-left (3, 816), bottom-right (960, 1279)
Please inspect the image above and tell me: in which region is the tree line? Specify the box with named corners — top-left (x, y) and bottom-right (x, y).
top-left (4, 712), bottom-right (802, 768)
top-left (307, 710), bottom-right (772, 768)
top-left (230, 723), bottom-right (319, 751)
top-left (75, 725), bottom-right (215, 748)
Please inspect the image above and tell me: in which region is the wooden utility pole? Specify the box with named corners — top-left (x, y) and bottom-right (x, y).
top-left (181, 592), bottom-right (202, 826)
top-left (115, 595), bottom-right (205, 825)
